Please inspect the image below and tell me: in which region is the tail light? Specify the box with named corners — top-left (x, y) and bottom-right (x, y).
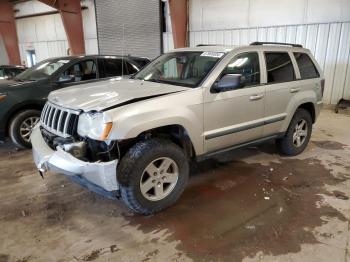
top-left (320, 79), bottom-right (325, 97)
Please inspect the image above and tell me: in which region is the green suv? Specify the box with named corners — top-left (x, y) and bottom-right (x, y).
top-left (0, 55), bottom-right (150, 148)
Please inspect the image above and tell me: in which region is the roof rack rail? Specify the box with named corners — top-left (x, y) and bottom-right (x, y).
top-left (250, 42), bottom-right (303, 48)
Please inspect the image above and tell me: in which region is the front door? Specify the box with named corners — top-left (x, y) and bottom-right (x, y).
top-left (203, 52), bottom-right (265, 153)
top-left (55, 59), bottom-right (98, 89)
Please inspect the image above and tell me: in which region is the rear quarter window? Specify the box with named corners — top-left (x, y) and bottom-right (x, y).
top-left (265, 52), bottom-right (295, 84)
top-left (294, 52), bottom-right (320, 79)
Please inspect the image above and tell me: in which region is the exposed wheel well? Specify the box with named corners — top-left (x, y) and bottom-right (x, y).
top-left (116, 125), bottom-right (196, 160)
top-left (297, 102), bottom-right (316, 123)
top-left (138, 125), bottom-right (196, 159)
top-left (5, 104), bottom-right (43, 136)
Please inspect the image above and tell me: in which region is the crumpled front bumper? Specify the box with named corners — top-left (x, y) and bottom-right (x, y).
top-left (31, 125), bottom-right (119, 192)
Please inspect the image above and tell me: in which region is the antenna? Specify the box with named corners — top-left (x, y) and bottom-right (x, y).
top-left (122, 23), bottom-right (125, 78)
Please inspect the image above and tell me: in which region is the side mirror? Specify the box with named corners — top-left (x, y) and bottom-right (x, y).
top-left (211, 74), bottom-right (243, 93)
top-left (57, 75), bottom-right (75, 84)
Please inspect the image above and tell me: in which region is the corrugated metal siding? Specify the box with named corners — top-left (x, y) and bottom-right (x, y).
top-left (14, 1), bottom-right (98, 64)
top-left (163, 21), bottom-right (350, 104)
top-left (95, 0), bottom-right (161, 59)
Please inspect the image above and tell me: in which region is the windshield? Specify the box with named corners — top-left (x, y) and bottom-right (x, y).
top-left (15, 59), bottom-right (71, 81)
top-left (134, 51), bottom-right (225, 88)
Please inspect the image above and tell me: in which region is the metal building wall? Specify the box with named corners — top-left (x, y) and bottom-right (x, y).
top-left (163, 0), bottom-right (350, 105)
top-left (14, 0), bottom-right (98, 65)
top-left (164, 22), bottom-right (350, 105)
top-left (94, 0), bottom-right (162, 59)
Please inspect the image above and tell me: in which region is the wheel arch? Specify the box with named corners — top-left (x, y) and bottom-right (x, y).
top-left (297, 102), bottom-right (316, 123)
top-left (135, 124), bottom-right (197, 159)
top-left (4, 102), bottom-right (44, 136)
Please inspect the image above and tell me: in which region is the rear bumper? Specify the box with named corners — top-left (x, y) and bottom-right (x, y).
top-left (31, 125), bottom-right (119, 192)
top-left (315, 100), bottom-right (323, 120)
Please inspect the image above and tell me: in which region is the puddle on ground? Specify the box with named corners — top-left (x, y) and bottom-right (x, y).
top-left (0, 142), bottom-right (349, 261)
top-left (313, 140), bottom-right (347, 150)
top-left (122, 156), bottom-right (348, 261)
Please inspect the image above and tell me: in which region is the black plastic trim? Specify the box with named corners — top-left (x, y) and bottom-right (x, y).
top-left (205, 121), bottom-right (264, 140)
top-left (205, 115), bottom-right (286, 140)
top-left (250, 42), bottom-right (303, 48)
top-left (198, 134), bottom-right (284, 161)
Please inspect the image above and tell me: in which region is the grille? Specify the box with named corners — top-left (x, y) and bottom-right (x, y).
top-left (40, 102), bottom-right (80, 138)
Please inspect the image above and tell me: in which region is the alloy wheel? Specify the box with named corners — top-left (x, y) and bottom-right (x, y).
top-left (140, 157), bottom-right (179, 201)
top-left (292, 119), bottom-right (308, 147)
top-left (19, 116), bottom-right (40, 142)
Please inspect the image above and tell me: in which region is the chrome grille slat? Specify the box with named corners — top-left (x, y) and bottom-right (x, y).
top-left (48, 107), bottom-right (55, 128)
top-left (51, 108), bottom-right (58, 129)
top-left (40, 101), bottom-right (79, 138)
top-left (44, 106), bottom-right (52, 126)
top-left (63, 113), bottom-right (71, 134)
top-left (57, 110), bottom-right (64, 133)
top-left (41, 103), bottom-right (48, 120)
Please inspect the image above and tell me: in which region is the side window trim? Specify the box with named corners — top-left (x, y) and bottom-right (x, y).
top-left (263, 51), bottom-right (299, 85)
top-left (289, 50), bottom-right (301, 80)
top-left (97, 58), bottom-right (105, 79)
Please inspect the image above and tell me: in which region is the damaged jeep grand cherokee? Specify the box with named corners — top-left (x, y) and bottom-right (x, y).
top-left (31, 42), bottom-right (324, 214)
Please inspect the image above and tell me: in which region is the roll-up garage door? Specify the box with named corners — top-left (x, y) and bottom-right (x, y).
top-left (94, 0), bottom-right (162, 59)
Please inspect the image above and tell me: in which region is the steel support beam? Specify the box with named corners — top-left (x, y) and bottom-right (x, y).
top-left (0, 0), bottom-right (21, 65)
top-left (39, 0), bottom-right (85, 55)
top-left (168, 0), bottom-right (188, 48)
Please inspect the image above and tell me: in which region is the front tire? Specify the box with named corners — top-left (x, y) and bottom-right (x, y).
top-left (118, 138), bottom-right (189, 215)
top-left (9, 110), bottom-right (41, 149)
top-left (276, 108), bottom-right (312, 156)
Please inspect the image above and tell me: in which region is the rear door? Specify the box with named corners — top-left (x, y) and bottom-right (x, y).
top-left (262, 51), bottom-right (299, 137)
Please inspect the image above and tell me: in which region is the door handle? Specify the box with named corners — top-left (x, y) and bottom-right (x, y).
top-left (249, 94), bottom-right (264, 101)
top-left (290, 88), bottom-right (301, 93)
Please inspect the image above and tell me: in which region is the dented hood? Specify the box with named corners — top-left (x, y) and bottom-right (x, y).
top-left (48, 78), bottom-right (189, 112)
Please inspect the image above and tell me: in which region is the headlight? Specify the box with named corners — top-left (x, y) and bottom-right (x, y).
top-left (77, 112), bottom-right (113, 141)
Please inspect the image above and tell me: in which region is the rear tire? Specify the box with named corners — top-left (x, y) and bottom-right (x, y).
top-left (118, 138), bottom-right (189, 215)
top-left (9, 109), bottom-right (41, 149)
top-left (276, 108), bottom-right (312, 156)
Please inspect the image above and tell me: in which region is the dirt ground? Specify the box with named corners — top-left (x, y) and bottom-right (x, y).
top-left (0, 109), bottom-right (349, 262)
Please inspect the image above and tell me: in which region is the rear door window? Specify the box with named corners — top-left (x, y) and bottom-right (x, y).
top-left (294, 52), bottom-right (320, 79)
top-left (98, 58), bottom-right (124, 78)
top-left (265, 52), bottom-right (295, 84)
